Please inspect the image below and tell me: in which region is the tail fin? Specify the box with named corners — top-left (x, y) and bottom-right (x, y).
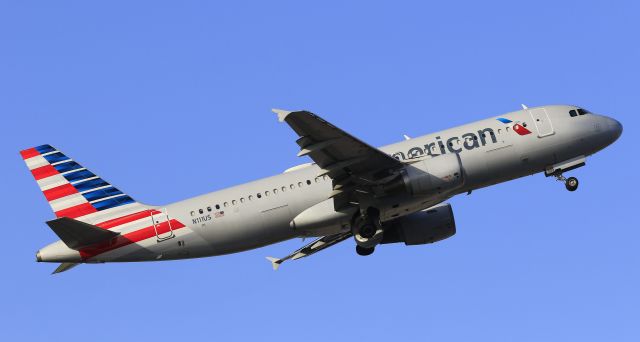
top-left (20, 144), bottom-right (146, 222)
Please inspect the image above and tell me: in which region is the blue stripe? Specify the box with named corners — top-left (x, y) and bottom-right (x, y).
top-left (83, 187), bottom-right (123, 202)
top-left (63, 169), bottom-right (96, 183)
top-left (43, 152), bottom-right (70, 164)
top-left (74, 178), bottom-right (110, 192)
top-left (93, 196), bottom-right (135, 211)
top-left (35, 144), bottom-right (56, 154)
top-left (496, 117), bottom-right (512, 124)
top-left (53, 161), bottom-right (82, 173)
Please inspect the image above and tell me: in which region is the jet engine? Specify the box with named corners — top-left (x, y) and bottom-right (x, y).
top-left (400, 154), bottom-right (464, 196)
top-left (381, 203), bottom-right (456, 245)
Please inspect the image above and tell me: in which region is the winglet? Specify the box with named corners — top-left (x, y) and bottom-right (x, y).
top-left (272, 109), bottom-right (292, 122)
top-left (266, 257), bottom-right (282, 271)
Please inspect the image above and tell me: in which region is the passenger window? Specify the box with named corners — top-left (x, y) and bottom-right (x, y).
top-left (315, 177), bottom-right (320, 183)
top-left (232, 200), bottom-right (237, 205)
top-left (265, 191), bottom-right (270, 196)
top-left (215, 204), bottom-right (220, 210)
top-left (298, 182), bottom-right (303, 188)
top-left (281, 186), bottom-right (287, 192)
top-left (273, 188), bottom-right (278, 194)
top-left (224, 202), bottom-right (228, 207)
top-left (569, 110), bottom-right (577, 117)
top-left (257, 193), bottom-right (262, 199)
top-left (199, 209), bottom-right (204, 214)
top-left (207, 206), bottom-right (212, 212)
top-left (306, 180), bottom-right (311, 185)
top-left (190, 211), bottom-right (195, 216)
top-left (290, 184), bottom-right (295, 189)
top-left (249, 195), bottom-right (253, 201)
top-left (240, 197), bottom-right (245, 203)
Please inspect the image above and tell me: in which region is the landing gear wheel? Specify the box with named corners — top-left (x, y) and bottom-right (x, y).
top-left (359, 223), bottom-right (377, 239)
top-left (565, 177), bottom-right (579, 192)
top-left (356, 245), bottom-right (375, 256)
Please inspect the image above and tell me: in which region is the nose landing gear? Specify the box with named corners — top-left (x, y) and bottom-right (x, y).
top-left (553, 172), bottom-right (579, 192)
top-left (565, 177), bottom-right (579, 191)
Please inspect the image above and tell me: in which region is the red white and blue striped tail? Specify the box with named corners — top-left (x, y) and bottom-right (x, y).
top-left (20, 144), bottom-right (148, 223)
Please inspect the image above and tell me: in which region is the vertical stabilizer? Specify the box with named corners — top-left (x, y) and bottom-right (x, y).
top-left (20, 144), bottom-right (147, 223)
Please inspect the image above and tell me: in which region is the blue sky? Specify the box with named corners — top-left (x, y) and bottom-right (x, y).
top-left (1, 1), bottom-right (638, 341)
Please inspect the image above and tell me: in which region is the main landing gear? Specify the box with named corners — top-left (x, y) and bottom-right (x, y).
top-left (356, 245), bottom-right (375, 256)
top-left (553, 172), bottom-right (579, 192)
top-left (352, 207), bottom-right (383, 256)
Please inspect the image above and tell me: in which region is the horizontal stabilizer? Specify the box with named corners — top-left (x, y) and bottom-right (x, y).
top-left (52, 262), bottom-right (79, 274)
top-left (46, 217), bottom-right (119, 250)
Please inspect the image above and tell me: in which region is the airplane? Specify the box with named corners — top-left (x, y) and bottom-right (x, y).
top-left (24, 104), bottom-right (622, 273)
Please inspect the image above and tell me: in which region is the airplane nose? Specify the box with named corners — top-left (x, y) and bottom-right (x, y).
top-left (609, 118), bottom-right (623, 141)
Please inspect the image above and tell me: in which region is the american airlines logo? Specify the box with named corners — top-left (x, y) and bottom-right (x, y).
top-left (497, 117), bottom-right (531, 136)
top-left (393, 118), bottom-right (530, 160)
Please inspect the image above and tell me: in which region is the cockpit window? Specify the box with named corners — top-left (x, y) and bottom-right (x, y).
top-left (569, 109), bottom-right (577, 117)
top-left (577, 108), bottom-right (590, 115)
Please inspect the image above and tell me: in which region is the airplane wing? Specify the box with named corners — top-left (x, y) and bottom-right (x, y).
top-left (266, 232), bottom-right (351, 270)
top-left (274, 109), bottom-right (405, 209)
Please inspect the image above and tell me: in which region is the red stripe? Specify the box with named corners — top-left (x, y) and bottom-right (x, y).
top-left (31, 165), bottom-right (58, 180)
top-left (43, 183), bottom-right (78, 201)
top-left (96, 209), bottom-right (162, 229)
top-left (55, 202), bottom-right (98, 218)
top-left (20, 148), bottom-right (39, 159)
top-left (79, 219), bottom-right (186, 259)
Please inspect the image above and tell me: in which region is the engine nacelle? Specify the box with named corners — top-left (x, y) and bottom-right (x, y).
top-left (381, 203), bottom-right (456, 245)
top-left (402, 154), bottom-right (464, 196)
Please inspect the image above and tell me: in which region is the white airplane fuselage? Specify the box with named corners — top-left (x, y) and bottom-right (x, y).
top-left (34, 105), bottom-right (622, 266)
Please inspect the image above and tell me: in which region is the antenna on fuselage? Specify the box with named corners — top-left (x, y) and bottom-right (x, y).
top-left (521, 104), bottom-right (528, 110)
top-left (403, 134), bottom-right (411, 140)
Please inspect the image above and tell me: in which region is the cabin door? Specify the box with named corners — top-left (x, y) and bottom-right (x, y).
top-left (150, 208), bottom-right (175, 241)
top-left (528, 108), bottom-right (554, 137)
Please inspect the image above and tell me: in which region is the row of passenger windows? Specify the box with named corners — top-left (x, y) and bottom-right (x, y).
top-left (569, 108), bottom-right (590, 117)
top-left (190, 175), bottom-right (329, 216)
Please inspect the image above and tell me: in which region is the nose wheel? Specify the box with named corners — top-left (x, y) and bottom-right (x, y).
top-left (553, 172), bottom-right (579, 192)
top-left (565, 177), bottom-right (579, 191)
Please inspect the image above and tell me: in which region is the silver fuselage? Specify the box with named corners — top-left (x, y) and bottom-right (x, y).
top-left (38, 105), bottom-right (622, 263)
